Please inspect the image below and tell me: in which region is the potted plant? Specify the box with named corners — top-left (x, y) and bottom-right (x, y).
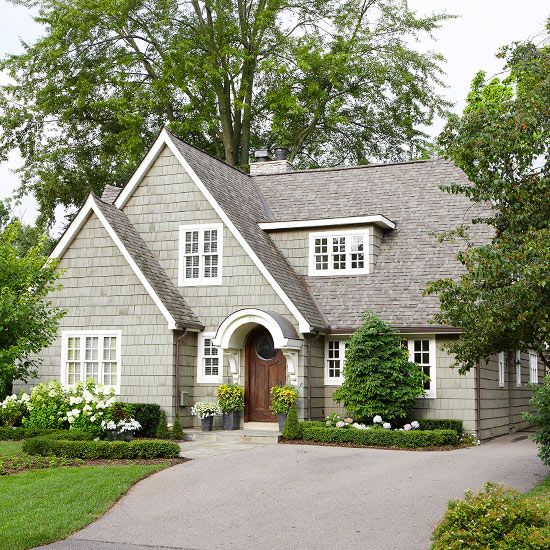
top-left (102, 418), bottom-right (141, 441)
top-left (191, 401), bottom-right (221, 431)
top-left (217, 384), bottom-right (244, 430)
top-left (270, 385), bottom-right (299, 430)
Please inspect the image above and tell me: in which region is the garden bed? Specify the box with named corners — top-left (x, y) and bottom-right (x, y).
top-left (280, 438), bottom-right (468, 452)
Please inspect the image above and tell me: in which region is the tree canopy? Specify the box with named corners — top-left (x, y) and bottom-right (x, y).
top-left (427, 22), bottom-right (550, 372)
top-left (0, 221), bottom-right (64, 398)
top-left (0, 0), bottom-right (450, 224)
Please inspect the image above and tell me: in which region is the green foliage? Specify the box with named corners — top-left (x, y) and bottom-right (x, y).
top-left (0, 427), bottom-right (68, 441)
top-left (524, 376), bottom-right (550, 466)
top-left (156, 410), bottom-right (170, 439)
top-left (302, 424), bottom-right (458, 448)
top-left (417, 419), bottom-right (464, 438)
top-left (428, 22), bottom-right (550, 373)
top-left (270, 385), bottom-right (299, 415)
top-left (128, 403), bottom-right (162, 438)
top-left (23, 436), bottom-right (180, 459)
top-left (0, 223), bottom-right (64, 396)
top-left (0, 395), bottom-right (28, 427)
top-left (282, 406), bottom-right (302, 440)
top-left (431, 483), bottom-right (550, 549)
top-left (333, 312), bottom-right (427, 422)
top-left (171, 415), bottom-right (184, 441)
top-left (216, 384), bottom-right (244, 413)
top-left (0, 0), bottom-right (450, 223)
top-left (0, 453), bottom-right (84, 475)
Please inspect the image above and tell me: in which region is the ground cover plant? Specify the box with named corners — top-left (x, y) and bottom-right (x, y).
top-left (431, 480), bottom-right (550, 549)
top-left (524, 375), bottom-right (550, 466)
top-left (0, 464), bottom-right (167, 550)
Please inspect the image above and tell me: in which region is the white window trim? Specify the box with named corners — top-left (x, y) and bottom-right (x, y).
top-left (529, 352), bottom-right (538, 384)
top-left (60, 330), bottom-right (122, 394)
top-left (308, 228), bottom-right (370, 277)
top-left (407, 336), bottom-right (437, 399)
top-left (197, 332), bottom-right (224, 384)
top-left (178, 223), bottom-right (223, 286)
top-left (498, 351), bottom-right (505, 388)
top-left (515, 351), bottom-right (522, 387)
top-left (324, 339), bottom-right (346, 386)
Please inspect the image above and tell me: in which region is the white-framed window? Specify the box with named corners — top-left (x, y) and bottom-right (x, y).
top-left (178, 224), bottom-right (223, 286)
top-left (325, 339), bottom-right (347, 385)
top-left (529, 352), bottom-right (538, 384)
top-left (61, 331), bottom-right (121, 391)
top-left (498, 351), bottom-right (505, 388)
top-left (308, 229), bottom-right (370, 276)
top-left (515, 351), bottom-right (522, 387)
top-left (407, 337), bottom-right (436, 399)
top-left (197, 333), bottom-right (223, 384)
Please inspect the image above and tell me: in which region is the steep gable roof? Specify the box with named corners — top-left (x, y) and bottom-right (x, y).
top-left (51, 195), bottom-right (203, 331)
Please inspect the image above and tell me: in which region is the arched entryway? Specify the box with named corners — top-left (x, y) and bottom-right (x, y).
top-left (213, 309), bottom-right (303, 422)
top-left (245, 327), bottom-right (287, 421)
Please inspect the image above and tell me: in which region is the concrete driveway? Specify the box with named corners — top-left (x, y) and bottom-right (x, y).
top-left (42, 433), bottom-right (547, 550)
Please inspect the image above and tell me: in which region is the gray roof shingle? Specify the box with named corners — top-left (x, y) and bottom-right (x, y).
top-left (100, 184), bottom-right (122, 205)
top-left (93, 195), bottom-right (203, 330)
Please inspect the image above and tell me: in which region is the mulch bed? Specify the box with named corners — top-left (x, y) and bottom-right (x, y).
top-left (280, 439), bottom-right (469, 452)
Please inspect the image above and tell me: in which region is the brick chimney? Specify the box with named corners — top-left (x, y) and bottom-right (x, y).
top-left (249, 147), bottom-right (292, 176)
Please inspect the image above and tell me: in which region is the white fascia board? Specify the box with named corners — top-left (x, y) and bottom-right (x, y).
top-left (51, 194), bottom-right (178, 330)
top-left (124, 130), bottom-right (312, 334)
top-left (258, 215), bottom-right (396, 231)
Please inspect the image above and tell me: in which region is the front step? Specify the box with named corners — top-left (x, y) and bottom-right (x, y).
top-left (184, 428), bottom-right (280, 444)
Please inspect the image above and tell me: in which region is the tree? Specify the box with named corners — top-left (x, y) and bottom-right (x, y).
top-left (0, 0), bottom-right (450, 224)
top-left (333, 311), bottom-right (426, 422)
top-left (426, 22), bottom-right (550, 372)
top-left (0, 221), bottom-right (64, 398)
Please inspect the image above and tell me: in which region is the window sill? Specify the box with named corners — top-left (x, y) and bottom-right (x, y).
top-left (179, 279), bottom-right (223, 287)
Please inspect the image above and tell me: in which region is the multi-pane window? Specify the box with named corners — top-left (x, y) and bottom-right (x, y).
top-left (310, 230), bottom-right (369, 276)
top-left (325, 340), bottom-right (347, 385)
top-left (62, 332), bottom-right (121, 390)
top-left (179, 224), bottom-right (223, 285)
top-left (530, 352), bottom-right (538, 384)
top-left (498, 351), bottom-right (505, 388)
top-left (198, 334), bottom-right (223, 383)
top-left (515, 351), bottom-right (522, 387)
top-left (407, 338), bottom-right (436, 398)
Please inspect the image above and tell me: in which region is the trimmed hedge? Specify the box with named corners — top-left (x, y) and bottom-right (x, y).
top-left (23, 437), bottom-right (181, 459)
top-left (129, 403), bottom-right (162, 438)
top-left (417, 419), bottom-right (463, 437)
top-left (302, 424), bottom-right (459, 448)
top-left (0, 427), bottom-right (70, 441)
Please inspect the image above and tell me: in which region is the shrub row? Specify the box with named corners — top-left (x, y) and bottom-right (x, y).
top-left (417, 419), bottom-right (463, 437)
top-left (0, 427), bottom-right (72, 441)
top-left (23, 436), bottom-right (180, 459)
top-left (302, 424), bottom-right (459, 448)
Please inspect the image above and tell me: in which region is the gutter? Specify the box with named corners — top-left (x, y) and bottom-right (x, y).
top-left (306, 331), bottom-right (322, 420)
top-left (174, 329), bottom-right (188, 415)
top-left (475, 360), bottom-right (481, 439)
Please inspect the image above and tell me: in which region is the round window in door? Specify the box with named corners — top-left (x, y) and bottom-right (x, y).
top-left (255, 333), bottom-right (277, 360)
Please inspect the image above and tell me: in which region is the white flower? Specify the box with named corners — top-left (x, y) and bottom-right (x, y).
top-left (90, 416), bottom-right (96, 422)
top-left (83, 404), bottom-right (92, 412)
top-left (71, 408), bottom-right (80, 417)
top-left (48, 390), bottom-right (57, 397)
top-left (383, 422), bottom-right (391, 429)
top-left (67, 416), bottom-right (75, 424)
top-left (167, 423), bottom-right (173, 429)
top-left (20, 393), bottom-right (30, 402)
top-left (404, 424), bottom-right (412, 431)
top-left (335, 421), bottom-right (346, 428)
top-left (411, 421), bottom-right (420, 429)
top-left (353, 423), bottom-right (367, 430)
top-left (96, 401), bottom-right (105, 409)
top-left (373, 415), bottom-right (383, 424)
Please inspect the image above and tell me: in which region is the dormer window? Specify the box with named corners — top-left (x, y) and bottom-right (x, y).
top-left (308, 229), bottom-right (370, 276)
top-left (178, 224), bottom-right (223, 286)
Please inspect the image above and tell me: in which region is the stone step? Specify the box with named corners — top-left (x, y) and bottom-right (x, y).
top-left (184, 428), bottom-right (280, 444)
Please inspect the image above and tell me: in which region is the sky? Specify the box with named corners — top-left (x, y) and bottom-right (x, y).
top-left (0, 0), bottom-right (548, 227)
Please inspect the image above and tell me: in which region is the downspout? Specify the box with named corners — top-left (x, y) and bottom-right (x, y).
top-left (174, 329), bottom-right (188, 415)
top-left (475, 360), bottom-right (481, 440)
top-left (306, 331), bottom-right (322, 421)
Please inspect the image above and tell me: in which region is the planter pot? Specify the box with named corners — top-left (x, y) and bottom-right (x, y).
top-left (277, 413), bottom-right (287, 432)
top-left (201, 416), bottom-right (214, 432)
top-left (222, 411), bottom-right (241, 430)
top-left (106, 429), bottom-right (133, 441)
top-left (120, 431), bottom-right (133, 442)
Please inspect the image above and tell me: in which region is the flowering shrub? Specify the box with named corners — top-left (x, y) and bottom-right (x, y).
top-left (23, 381), bottom-right (69, 429)
top-left (524, 375), bottom-right (550, 465)
top-left (0, 393), bottom-right (29, 426)
top-left (270, 385), bottom-right (299, 414)
top-left (431, 483), bottom-right (550, 549)
top-left (217, 384), bottom-right (245, 412)
top-left (191, 401), bottom-right (221, 419)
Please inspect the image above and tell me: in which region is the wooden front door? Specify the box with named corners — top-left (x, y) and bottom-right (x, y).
top-left (245, 327), bottom-right (286, 422)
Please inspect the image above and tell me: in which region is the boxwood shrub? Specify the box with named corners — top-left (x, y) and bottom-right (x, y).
top-left (124, 403), bottom-right (162, 438)
top-left (0, 427), bottom-right (72, 441)
top-left (23, 436), bottom-right (180, 459)
top-left (417, 419), bottom-right (463, 437)
top-left (302, 424), bottom-right (459, 448)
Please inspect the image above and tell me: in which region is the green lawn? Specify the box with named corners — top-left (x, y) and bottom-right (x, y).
top-left (0, 464), bottom-right (167, 550)
top-left (0, 440), bottom-right (23, 456)
top-left (525, 474), bottom-right (550, 499)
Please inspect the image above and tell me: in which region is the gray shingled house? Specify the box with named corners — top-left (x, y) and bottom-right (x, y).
top-left (31, 129), bottom-right (543, 440)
